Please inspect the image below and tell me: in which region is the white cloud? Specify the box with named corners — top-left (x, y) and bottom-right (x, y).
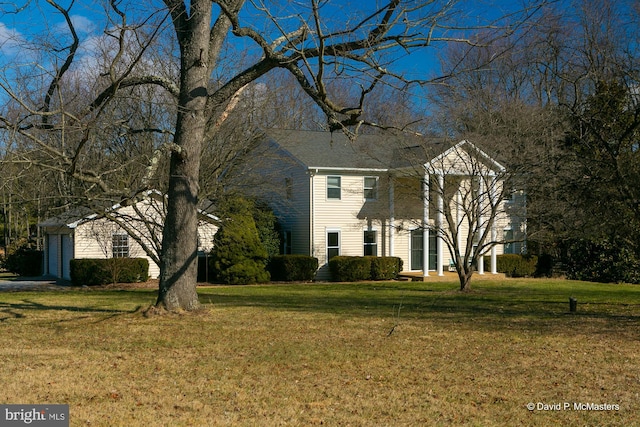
top-left (70, 15), bottom-right (96, 34)
top-left (53, 14), bottom-right (96, 35)
top-left (0, 23), bottom-right (24, 56)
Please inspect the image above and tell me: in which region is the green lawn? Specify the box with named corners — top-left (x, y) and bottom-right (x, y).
top-left (1, 278), bottom-right (638, 426)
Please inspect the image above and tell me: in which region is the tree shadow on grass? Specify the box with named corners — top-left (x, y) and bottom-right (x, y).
top-left (0, 298), bottom-right (145, 323)
top-left (199, 283), bottom-right (640, 336)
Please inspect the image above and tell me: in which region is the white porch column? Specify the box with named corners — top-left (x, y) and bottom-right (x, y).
top-left (456, 189), bottom-right (462, 257)
top-left (423, 172), bottom-right (429, 277)
top-left (477, 177), bottom-right (485, 275)
top-left (389, 175), bottom-right (395, 258)
top-left (490, 176), bottom-right (497, 274)
top-left (437, 173), bottom-right (444, 276)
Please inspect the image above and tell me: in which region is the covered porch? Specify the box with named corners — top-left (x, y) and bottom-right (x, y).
top-left (387, 140), bottom-right (506, 279)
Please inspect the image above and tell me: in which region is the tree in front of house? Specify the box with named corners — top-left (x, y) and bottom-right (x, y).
top-left (415, 142), bottom-right (512, 291)
top-left (210, 195), bottom-right (270, 285)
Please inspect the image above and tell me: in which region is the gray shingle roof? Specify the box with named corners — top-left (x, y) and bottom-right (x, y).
top-left (38, 207), bottom-right (95, 228)
top-left (264, 129), bottom-right (450, 170)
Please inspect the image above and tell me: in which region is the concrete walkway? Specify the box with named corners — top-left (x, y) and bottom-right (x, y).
top-left (0, 276), bottom-right (61, 291)
top-left (398, 271), bottom-right (506, 282)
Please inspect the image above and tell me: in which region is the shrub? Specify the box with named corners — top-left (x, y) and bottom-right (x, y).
top-left (329, 256), bottom-right (372, 282)
top-left (534, 253), bottom-right (555, 277)
top-left (210, 196), bottom-right (270, 285)
top-left (370, 256), bottom-right (403, 280)
top-left (485, 254), bottom-right (538, 277)
top-left (328, 256), bottom-right (404, 282)
top-left (563, 238), bottom-right (640, 284)
top-left (269, 255), bottom-right (318, 282)
top-left (70, 258), bottom-right (149, 286)
top-left (4, 244), bottom-right (43, 276)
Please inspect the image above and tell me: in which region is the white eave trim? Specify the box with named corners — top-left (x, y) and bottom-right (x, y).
top-left (307, 166), bottom-right (389, 173)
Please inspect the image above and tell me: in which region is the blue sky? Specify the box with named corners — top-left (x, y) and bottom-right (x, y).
top-left (0, 0), bottom-right (544, 72)
top-left (0, 0), bottom-right (560, 111)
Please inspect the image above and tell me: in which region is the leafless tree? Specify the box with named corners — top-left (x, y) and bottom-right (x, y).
top-left (390, 138), bottom-right (514, 291)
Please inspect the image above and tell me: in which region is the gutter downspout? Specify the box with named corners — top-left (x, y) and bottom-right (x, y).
top-left (309, 169), bottom-right (317, 258)
top-left (389, 175), bottom-right (394, 257)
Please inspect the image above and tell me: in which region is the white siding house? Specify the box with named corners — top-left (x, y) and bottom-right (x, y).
top-left (39, 192), bottom-right (218, 281)
top-left (253, 130), bottom-right (515, 280)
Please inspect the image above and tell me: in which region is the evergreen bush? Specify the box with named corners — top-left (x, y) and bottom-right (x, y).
top-left (210, 196), bottom-right (270, 285)
top-left (485, 254), bottom-right (537, 277)
top-left (329, 256), bottom-right (372, 282)
top-left (4, 244), bottom-right (43, 276)
top-left (563, 238), bottom-right (640, 284)
top-left (269, 255), bottom-right (318, 282)
top-left (329, 256), bottom-right (405, 282)
top-left (369, 256), bottom-right (403, 280)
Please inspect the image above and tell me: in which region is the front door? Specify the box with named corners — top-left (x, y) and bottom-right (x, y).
top-left (410, 230), bottom-right (438, 271)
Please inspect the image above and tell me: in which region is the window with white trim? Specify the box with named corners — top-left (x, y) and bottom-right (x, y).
top-left (327, 176), bottom-right (341, 200)
top-left (363, 230), bottom-right (377, 256)
top-left (112, 233), bottom-right (129, 258)
top-left (327, 230), bottom-right (340, 260)
top-left (364, 176), bottom-right (378, 200)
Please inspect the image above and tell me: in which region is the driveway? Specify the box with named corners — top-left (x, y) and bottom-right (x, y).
top-left (0, 276), bottom-right (61, 291)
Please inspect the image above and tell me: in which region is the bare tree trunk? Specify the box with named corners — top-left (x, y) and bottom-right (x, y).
top-left (458, 270), bottom-right (473, 292)
top-left (155, 0), bottom-right (212, 311)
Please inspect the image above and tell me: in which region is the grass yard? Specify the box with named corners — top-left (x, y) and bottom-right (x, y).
top-left (0, 278), bottom-right (639, 426)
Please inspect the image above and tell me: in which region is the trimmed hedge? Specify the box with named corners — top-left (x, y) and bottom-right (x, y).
top-left (484, 254), bottom-right (538, 277)
top-left (269, 255), bottom-right (318, 282)
top-left (70, 258), bottom-right (149, 286)
top-left (370, 256), bottom-right (404, 280)
top-left (329, 256), bottom-right (403, 282)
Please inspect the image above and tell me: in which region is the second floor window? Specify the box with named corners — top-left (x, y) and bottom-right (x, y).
top-left (364, 177), bottom-right (378, 200)
top-left (327, 176), bottom-right (341, 199)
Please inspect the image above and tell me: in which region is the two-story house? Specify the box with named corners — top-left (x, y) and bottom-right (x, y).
top-left (252, 129), bottom-right (512, 280)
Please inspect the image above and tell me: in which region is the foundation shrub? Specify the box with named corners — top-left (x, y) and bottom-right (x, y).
top-left (485, 254), bottom-right (538, 277)
top-left (70, 258), bottom-right (149, 286)
top-left (269, 255), bottom-right (318, 282)
top-left (369, 256), bottom-right (403, 280)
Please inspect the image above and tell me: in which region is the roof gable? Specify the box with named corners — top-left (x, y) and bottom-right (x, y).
top-left (425, 140), bottom-right (506, 175)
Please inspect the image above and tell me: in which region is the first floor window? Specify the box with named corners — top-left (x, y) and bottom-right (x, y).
top-left (364, 230), bottom-right (377, 256)
top-left (503, 229), bottom-right (514, 254)
top-left (327, 231), bottom-right (340, 260)
top-left (282, 230), bottom-right (292, 254)
top-left (112, 233), bottom-right (129, 258)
